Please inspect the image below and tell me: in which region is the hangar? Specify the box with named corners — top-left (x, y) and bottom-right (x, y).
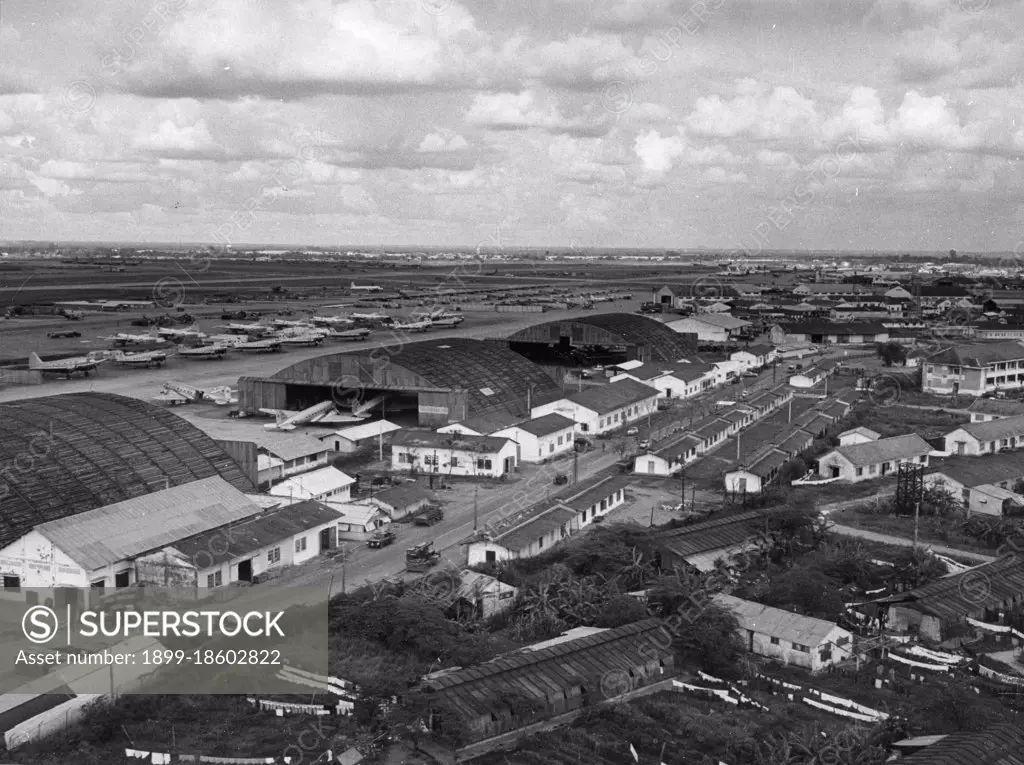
top-left (0, 393), bottom-right (256, 549)
top-left (505, 313), bottom-right (698, 368)
top-left (238, 337), bottom-right (563, 428)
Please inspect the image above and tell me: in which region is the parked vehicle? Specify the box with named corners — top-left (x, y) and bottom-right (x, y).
top-left (405, 541), bottom-right (440, 572)
top-left (48, 330), bottom-right (81, 338)
top-left (366, 530), bottom-right (396, 549)
top-left (412, 504), bottom-right (444, 526)
top-left (553, 473), bottom-right (569, 485)
top-left (626, 427), bottom-right (639, 436)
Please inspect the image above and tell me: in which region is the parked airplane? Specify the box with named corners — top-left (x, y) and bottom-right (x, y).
top-left (29, 352), bottom-right (103, 376)
top-left (276, 333), bottom-right (325, 347)
top-left (89, 349), bottom-right (168, 368)
top-left (205, 386), bottom-right (238, 406)
top-left (428, 317), bottom-right (463, 328)
top-left (329, 328), bottom-right (372, 341)
top-left (220, 323), bottom-right (271, 336)
top-left (237, 338), bottom-right (282, 353)
top-left (350, 312), bottom-right (389, 322)
top-left (157, 326), bottom-right (207, 341)
top-left (350, 282), bottom-right (383, 293)
top-left (392, 320), bottom-right (431, 333)
top-left (203, 334), bottom-right (245, 348)
top-left (177, 345), bottom-right (229, 359)
top-left (260, 400), bottom-right (370, 431)
top-left (310, 315), bottom-right (354, 328)
top-left (103, 332), bottom-right (167, 346)
top-left (153, 381), bottom-right (205, 405)
top-left (270, 319), bottom-right (312, 329)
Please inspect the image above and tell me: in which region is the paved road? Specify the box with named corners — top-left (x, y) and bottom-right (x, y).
top-left (828, 523), bottom-right (997, 563)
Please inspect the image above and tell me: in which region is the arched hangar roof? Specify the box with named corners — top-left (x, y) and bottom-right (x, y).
top-left (506, 313), bottom-right (696, 362)
top-left (0, 393), bottom-right (256, 548)
top-left (262, 337), bottom-right (562, 419)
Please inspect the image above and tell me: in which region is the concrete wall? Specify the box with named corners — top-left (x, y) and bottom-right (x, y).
top-left (0, 531), bottom-right (89, 588)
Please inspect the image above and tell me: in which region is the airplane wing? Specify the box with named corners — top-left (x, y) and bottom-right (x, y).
top-left (209, 395), bottom-right (238, 406)
top-left (317, 412), bottom-right (371, 424)
top-left (153, 391), bottom-right (188, 404)
top-left (258, 408), bottom-right (295, 417)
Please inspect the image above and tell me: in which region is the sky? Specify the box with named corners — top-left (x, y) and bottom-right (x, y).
top-left (1, 0), bottom-right (1023, 251)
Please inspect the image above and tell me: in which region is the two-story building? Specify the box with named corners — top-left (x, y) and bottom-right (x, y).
top-left (530, 379), bottom-right (659, 436)
top-left (921, 341), bottom-right (1024, 396)
top-left (258, 435), bottom-right (331, 487)
top-left (491, 414), bottom-right (576, 464)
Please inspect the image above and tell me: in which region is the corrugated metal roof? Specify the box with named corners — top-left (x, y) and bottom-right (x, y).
top-left (269, 466), bottom-right (355, 499)
top-left (514, 413), bottom-right (576, 437)
top-left (361, 482), bottom-right (433, 509)
top-left (391, 429), bottom-right (511, 453)
top-left (496, 506), bottom-right (577, 552)
top-left (326, 419), bottom-right (402, 441)
top-left (888, 555), bottom-right (1024, 621)
top-left (652, 510), bottom-right (769, 558)
top-left (714, 594), bottom-right (845, 647)
top-left (926, 453), bottom-right (1024, 488)
top-left (36, 477), bottom-right (261, 571)
top-left (420, 619), bottom-right (674, 720)
top-left (831, 433), bottom-right (933, 467)
top-left (558, 474), bottom-right (633, 511)
top-left (896, 723), bottom-right (1024, 764)
top-left (171, 500), bottom-right (341, 566)
top-left (927, 340), bottom-right (1024, 368)
top-left (258, 434), bottom-right (328, 462)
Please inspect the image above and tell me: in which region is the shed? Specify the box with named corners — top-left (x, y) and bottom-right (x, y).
top-left (359, 482), bottom-right (433, 520)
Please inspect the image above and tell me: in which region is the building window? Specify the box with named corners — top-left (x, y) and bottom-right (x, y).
top-left (477, 458), bottom-right (493, 470)
top-left (295, 537), bottom-right (307, 553)
top-left (268, 547), bottom-right (281, 565)
top-left (856, 467), bottom-right (864, 476)
top-left (485, 550), bottom-right (496, 563)
top-left (793, 643), bottom-right (810, 653)
top-left (91, 579), bottom-right (105, 589)
top-left (450, 456), bottom-right (459, 467)
top-left (538, 536), bottom-right (544, 549)
top-left (770, 636), bottom-right (780, 645)
top-left (207, 571), bottom-right (223, 588)
top-left (549, 443), bottom-right (554, 453)
top-left (2, 575), bottom-right (20, 590)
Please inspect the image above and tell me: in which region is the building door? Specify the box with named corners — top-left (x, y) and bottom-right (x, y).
top-left (647, 460), bottom-right (655, 473)
top-left (504, 456), bottom-right (515, 474)
top-left (319, 527), bottom-right (333, 552)
top-left (737, 477), bottom-right (748, 493)
top-left (831, 466), bottom-right (840, 478)
top-left (237, 559), bottom-right (253, 582)
top-left (747, 630), bottom-right (754, 651)
top-left (956, 441), bottom-right (965, 455)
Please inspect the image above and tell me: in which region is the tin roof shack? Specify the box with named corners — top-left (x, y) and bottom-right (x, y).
top-left (358, 482), bottom-right (433, 520)
top-left (418, 619), bottom-right (675, 746)
top-left (713, 594), bottom-right (853, 672)
top-left (884, 555), bottom-right (1024, 642)
top-left (649, 510), bottom-right (767, 572)
top-left (890, 723), bottom-right (1024, 764)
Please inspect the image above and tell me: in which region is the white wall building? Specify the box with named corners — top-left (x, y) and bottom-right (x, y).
top-left (492, 413), bottom-right (576, 463)
top-left (259, 435), bottom-right (330, 480)
top-left (921, 341), bottom-right (1024, 396)
top-left (390, 430), bottom-right (518, 478)
top-left (530, 379), bottom-right (659, 435)
top-left (817, 433), bottom-right (933, 482)
top-left (269, 466), bottom-right (355, 503)
top-left (320, 420), bottom-right (402, 454)
top-left (730, 345), bottom-right (776, 370)
top-left (943, 414), bottom-right (1024, 456)
top-left (664, 314), bottom-right (750, 343)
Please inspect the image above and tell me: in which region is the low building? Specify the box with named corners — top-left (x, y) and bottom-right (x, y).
top-left (257, 453), bottom-right (285, 486)
top-left (783, 322), bottom-right (889, 346)
top-left (943, 414), bottom-right (1024, 456)
top-left (610, 361), bottom-right (719, 400)
top-left (451, 570), bottom-right (518, 619)
top-left (493, 413), bottom-right (576, 463)
top-left (788, 360), bottom-right (838, 389)
top-left (634, 433), bottom-right (703, 475)
top-left (837, 427), bottom-right (880, 446)
top-left (326, 503), bottom-right (390, 541)
top-left (390, 430), bottom-right (518, 478)
top-left (320, 420), bottom-right (402, 453)
top-left (436, 410), bottom-right (524, 437)
top-left (817, 433), bottom-right (933, 482)
top-left (884, 555), bottom-right (1024, 642)
top-left (648, 510), bottom-right (767, 572)
top-left (724, 448), bottom-right (790, 494)
top-left (665, 314), bottom-right (750, 344)
top-left (730, 344), bottom-right (776, 370)
top-left (419, 619), bottom-right (676, 745)
top-left (967, 398), bottom-right (1024, 422)
top-left (259, 435), bottom-right (331, 480)
top-left (269, 466), bottom-right (356, 503)
top-left (358, 482), bottom-right (433, 520)
top-left (530, 379), bottom-right (659, 436)
top-left (465, 475), bottom-right (631, 564)
top-left (0, 477), bottom-right (263, 591)
top-left (925, 454), bottom-right (1024, 517)
top-left (170, 500), bottom-right (343, 586)
top-left (714, 594), bottom-right (853, 672)
top-left (921, 340), bottom-right (1024, 396)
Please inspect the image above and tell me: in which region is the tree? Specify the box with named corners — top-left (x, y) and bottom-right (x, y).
top-left (874, 341), bottom-right (907, 367)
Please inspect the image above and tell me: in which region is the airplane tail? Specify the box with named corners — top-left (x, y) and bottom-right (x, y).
top-left (28, 353), bottom-right (44, 370)
top-left (276, 411), bottom-right (289, 425)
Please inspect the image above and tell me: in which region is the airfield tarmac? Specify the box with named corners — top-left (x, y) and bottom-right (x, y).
top-left (0, 299), bottom-right (640, 444)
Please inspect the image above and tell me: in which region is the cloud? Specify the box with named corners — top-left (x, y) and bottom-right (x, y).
top-left (633, 129), bottom-right (684, 173)
top-left (466, 91), bottom-right (608, 136)
top-left (684, 79), bottom-right (821, 140)
top-left (417, 132), bottom-right (469, 152)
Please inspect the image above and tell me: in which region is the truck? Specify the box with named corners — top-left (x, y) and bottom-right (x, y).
top-left (412, 504), bottom-right (444, 526)
top-left (405, 541), bottom-right (440, 572)
top-left (366, 530), bottom-right (396, 549)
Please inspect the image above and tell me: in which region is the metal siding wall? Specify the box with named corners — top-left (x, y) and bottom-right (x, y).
top-left (215, 440), bottom-right (259, 487)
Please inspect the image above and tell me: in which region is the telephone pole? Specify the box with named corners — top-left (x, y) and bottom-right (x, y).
top-left (473, 483), bottom-right (479, 530)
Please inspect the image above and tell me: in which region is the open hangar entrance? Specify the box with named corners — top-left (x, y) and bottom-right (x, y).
top-left (237, 338), bottom-right (562, 428)
top-left (505, 313), bottom-right (699, 373)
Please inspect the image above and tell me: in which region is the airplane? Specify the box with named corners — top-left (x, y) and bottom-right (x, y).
top-left (205, 386), bottom-right (238, 406)
top-left (103, 332), bottom-right (167, 346)
top-left (157, 326), bottom-right (207, 342)
top-left (89, 349), bottom-right (169, 368)
top-left (153, 381), bottom-right (205, 405)
top-left (276, 333), bottom-right (325, 347)
top-left (310, 315), bottom-right (354, 328)
top-left (350, 282), bottom-right (383, 293)
top-left (237, 338), bottom-right (282, 353)
top-left (220, 323), bottom-right (271, 336)
top-left (428, 317), bottom-right (463, 328)
top-left (260, 400), bottom-right (373, 431)
top-left (203, 334), bottom-right (246, 348)
top-left (29, 352), bottom-right (104, 377)
top-left (350, 312), bottom-right (389, 322)
top-left (177, 345), bottom-right (229, 359)
top-left (329, 328), bottom-right (372, 341)
top-left (270, 319), bottom-right (313, 329)
top-left (391, 320), bottom-right (431, 333)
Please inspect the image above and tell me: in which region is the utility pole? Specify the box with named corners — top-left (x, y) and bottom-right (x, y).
top-left (473, 483), bottom-right (479, 530)
top-left (913, 501), bottom-right (921, 550)
top-left (572, 446), bottom-right (579, 484)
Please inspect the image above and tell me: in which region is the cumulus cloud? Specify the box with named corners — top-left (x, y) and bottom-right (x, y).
top-left (684, 79), bottom-right (821, 140)
top-left (466, 91), bottom-right (608, 136)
